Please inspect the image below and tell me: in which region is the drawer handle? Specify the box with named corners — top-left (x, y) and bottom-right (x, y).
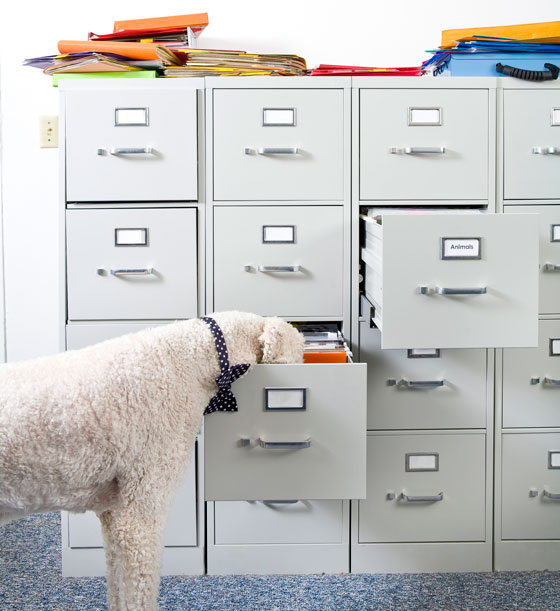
top-left (260, 500), bottom-right (300, 506)
top-left (419, 286), bottom-right (487, 296)
top-left (257, 265), bottom-right (301, 273)
top-left (401, 492), bottom-right (444, 503)
top-left (543, 377), bottom-right (560, 387)
top-left (110, 268), bottom-right (155, 276)
top-left (543, 263), bottom-right (560, 272)
top-left (391, 379), bottom-right (444, 389)
top-left (532, 146), bottom-right (560, 155)
top-left (389, 147), bottom-right (446, 155)
top-left (244, 147), bottom-right (300, 155)
top-left (543, 489), bottom-right (560, 500)
top-left (109, 147), bottom-right (154, 155)
top-left (258, 438), bottom-right (311, 449)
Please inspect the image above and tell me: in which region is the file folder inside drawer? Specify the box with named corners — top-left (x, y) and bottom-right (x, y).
top-left (360, 209), bottom-right (538, 349)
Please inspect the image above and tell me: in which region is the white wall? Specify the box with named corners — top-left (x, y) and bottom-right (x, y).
top-left (0, 0), bottom-right (558, 361)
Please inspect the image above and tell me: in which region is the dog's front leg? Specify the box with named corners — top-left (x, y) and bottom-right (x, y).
top-left (101, 502), bottom-right (166, 611)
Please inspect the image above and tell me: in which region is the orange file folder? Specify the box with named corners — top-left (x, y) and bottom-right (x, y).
top-left (303, 351), bottom-right (347, 364)
top-left (113, 13), bottom-right (209, 33)
top-left (441, 21), bottom-right (560, 48)
top-left (57, 40), bottom-right (163, 61)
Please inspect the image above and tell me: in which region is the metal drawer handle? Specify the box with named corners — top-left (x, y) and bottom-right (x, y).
top-left (110, 268), bottom-right (154, 276)
top-left (394, 379), bottom-right (444, 389)
top-left (419, 286), bottom-right (487, 296)
top-left (543, 489), bottom-right (560, 499)
top-left (543, 377), bottom-right (560, 387)
top-left (244, 147), bottom-right (300, 155)
top-left (110, 147), bottom-right (154, 155)
top-left (532, 146), bottom-right (560, 155)
top-left (389, 147), bottom-right (446, 155)
top-left (543, 263), bottom-right (560, 272)
top-left (257, 265), bottom-right (301, 273)
top-left (258, 438), bottom-right (311, 449)
top-left (401, 492), bottom-right (444, 503)
top-left (260, 500), bottom-right (300, 506)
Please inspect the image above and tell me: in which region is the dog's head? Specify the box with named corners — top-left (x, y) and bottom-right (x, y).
top-left (207, 312), bottom-right (304, 365)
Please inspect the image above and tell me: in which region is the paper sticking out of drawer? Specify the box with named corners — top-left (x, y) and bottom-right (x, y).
top-left (291, 321), bottom-right (353, 363)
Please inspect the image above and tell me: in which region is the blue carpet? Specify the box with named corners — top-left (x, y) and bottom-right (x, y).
top-left (1, 513), bottom-right (559, 610)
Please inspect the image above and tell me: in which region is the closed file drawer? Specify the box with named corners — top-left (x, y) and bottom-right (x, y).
top-left (213, 89), bottom-right (344, 201)
top-left (204, 363), bottom-right (366, 501)
top-left (213, 500), bottom-right (345, 545)
top-left (504, 204), bottom-right (560, 315)
top-left (359, 306), bottom-right (487, 430)
top-left (66, 322), bottom-right (167, 349)
top-left (504, 90), bottom-right (560, 200)
top-left (361, 211), bottom-right (538, 349)
top-left (65, 87), bottom-right (198, 202)
top-left (213, 206), bottom-right (343, 318)
top-left (66, 208), bottom-right (198, 320)
top-left (502, 319), bottom-right (560, 428)
top-left (502, 432), bottom-right (560, 540)
top-left (359, 89), bottom-right (489, 201)
top-left (358, 433), bottom-right (486, 543)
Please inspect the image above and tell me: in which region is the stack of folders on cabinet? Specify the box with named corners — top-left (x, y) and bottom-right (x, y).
top-left (293, 323), bottom-right (352, 363)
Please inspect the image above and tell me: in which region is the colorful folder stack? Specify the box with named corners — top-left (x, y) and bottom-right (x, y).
top-left (424, 21), bottom-right (560, 78)
top-left (310, 64), bottom-right (424, 77)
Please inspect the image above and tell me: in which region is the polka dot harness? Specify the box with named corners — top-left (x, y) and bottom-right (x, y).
top-left (201, 317), bottom-right (251, 415)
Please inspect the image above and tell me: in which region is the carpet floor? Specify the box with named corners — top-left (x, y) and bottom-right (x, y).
top-left (1, 513), bottom-right (559, 610)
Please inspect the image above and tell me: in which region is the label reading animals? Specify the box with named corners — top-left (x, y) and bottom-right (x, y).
top-left (441, 237), bottom-right (481, 260)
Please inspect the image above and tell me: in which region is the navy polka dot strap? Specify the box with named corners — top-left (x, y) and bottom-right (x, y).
top-left (201, 316), bottom-right (250, 415)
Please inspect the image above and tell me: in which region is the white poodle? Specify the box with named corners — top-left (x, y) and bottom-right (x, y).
top-left (0, 312), bottom-right (304, 610)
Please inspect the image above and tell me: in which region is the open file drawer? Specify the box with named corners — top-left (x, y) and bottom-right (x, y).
top-left (361, 211), bottom-right (539, 349)
top-left (204, 363), bottom-right (366, 501)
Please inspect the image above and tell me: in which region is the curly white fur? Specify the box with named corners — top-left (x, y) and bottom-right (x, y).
top-left (0, 312), bottom-right (304, 610)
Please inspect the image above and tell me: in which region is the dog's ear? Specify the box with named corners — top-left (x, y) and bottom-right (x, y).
top-left (258, 317), bottom-right (304, 364)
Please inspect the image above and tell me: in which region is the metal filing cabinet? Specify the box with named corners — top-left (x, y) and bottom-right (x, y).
top-left (205, 77), bottom-right (362, 575)
top-left (59, 79), bottom-right (206, 577)
top-left (495, 80), bottom-right (560, 571)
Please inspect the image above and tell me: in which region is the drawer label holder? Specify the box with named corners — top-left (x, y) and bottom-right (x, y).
top-left (114, 228), bottom-right (148, 246)
top-left (441, 237), bottom-right (481, 260)
top-left (405, 452), bottom-right (439, 472)
top-left (265, 387), bottom-right (307, 411)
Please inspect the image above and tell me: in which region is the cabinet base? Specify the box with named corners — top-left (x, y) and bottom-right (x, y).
top-left (495, 540), bottom-right (560, 571)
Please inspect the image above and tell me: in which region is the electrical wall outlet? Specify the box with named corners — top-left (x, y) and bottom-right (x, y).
top-left (39, 115), bottom-right (58, 148)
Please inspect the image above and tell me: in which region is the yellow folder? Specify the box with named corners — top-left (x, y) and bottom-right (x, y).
top-left (441, 21), bottom-right (560, 48)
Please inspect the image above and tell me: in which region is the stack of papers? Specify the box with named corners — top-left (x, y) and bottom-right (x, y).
top-left (161, 49), bottom-right (307, 77)
top-left (292, 323), bottom-right (352, 363)
top-left (424, 21), bottom-right (560, 74)
top-left (310, 64), bottom-right (424, 76)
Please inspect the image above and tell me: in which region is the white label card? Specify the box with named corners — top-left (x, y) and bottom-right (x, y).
top-left (266, 388), bottom-right (306, 410)
top-left (552, 225), bottom-right (560, 242)
top-left (263, 226), bottom-right (295, 243)
top-left (552, 108), bottom-right (560, 126)
top-left (115, 108), bottom-right (148, 126)
top-left (409, 107), bottom-right (441, 126)
top-left (406, 453), bottom-right (439, 471)
top-left (115, 228), bottom-right (148, 246)
top-left (549, 452), bottom-right (560, 468)
top-left (441, 238), bottom-right (481, 259)
top-left (263, 108), bottom-right (295, 126)
top-left (551, 339), bottom-right (560, 355)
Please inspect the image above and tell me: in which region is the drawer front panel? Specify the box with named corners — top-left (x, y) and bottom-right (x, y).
top-left (213, 500), bottom-right (344, 545)
top-left (504, 90), bottom-right (560, 200)
top-left (358, 433), bottom-right (486, 543)
top-left (69, 453), bottom-right (198, 547)
top-left (204, 363), bottom-right (367, 501)
top-left (379, 213), bottom-right (538, 349)
top-left (213, 206), bottom-right (343, 317)
top-left (67, 208), bottom-right (198, 320)
top-left (359, 317), bottom-right (487, 430)
top-left (66, 322), bottom-right (167, 349)
top-left (503, 319), bottom-right (560, 428)
top-left (66, 89), bottom-right (198, 202)
top-left (502, 433), bottom-right (560, 540)
top-left (213, 89), bottom-right (344, 201)
top-left (504, 204), bottom-right (560, 315)
top-left (360, 89), bottom-right (488, 201)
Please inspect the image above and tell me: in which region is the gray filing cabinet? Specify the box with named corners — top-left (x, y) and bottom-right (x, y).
top-left (59, 76), bottom-right (552, 576)
top-left (497, 81), bottom-right (560, 570)
top-left (59, 79), bottom-right (206, 577)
